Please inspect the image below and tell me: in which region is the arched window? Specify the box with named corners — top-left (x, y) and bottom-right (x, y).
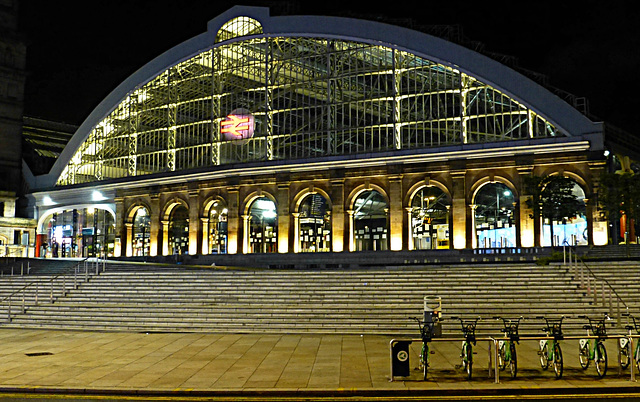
top-left (248, 197), bottom-right (277, 253)
top-left (216, 16), bottom-right (263, 43)
top-left (132, 207), bottom-right (150, 257)
top-left (209, 200), bottom-right (228, 254)
top-left (474, 183), bottom-right (516, 248)
top-left (543, 181), bottom-right (587, 246)
top-left (298, 194), bottom-right (331, 252)
top-left (353, 190), bottom-right (388, 251)
top-left (410, 186), bottom-right (450, 250)
top-left (169, 205), bottom-right (189, 255)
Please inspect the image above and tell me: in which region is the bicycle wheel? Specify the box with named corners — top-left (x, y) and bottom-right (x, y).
top-left (498, 343), bottom-right (506, 370)
top-left (465, 342), bottom-right (473, 380)
top-left (539, 342), bottom-right (549, 370)
top-left (553, 343), bottom-right (563, 379)
top-left (579, 343), bottom-right (590, 369)
top-left (422, 343), bottom-right (429, 380)
top-left (509, 342), bottom-right (518, 378)
top-left (619, 340), bottom-right (630, 370)
top-left (595, 342), bottom-right (607, 378)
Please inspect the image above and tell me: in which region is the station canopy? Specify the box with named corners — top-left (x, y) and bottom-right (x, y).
top-left (55, 9), bottom-right (586, 187)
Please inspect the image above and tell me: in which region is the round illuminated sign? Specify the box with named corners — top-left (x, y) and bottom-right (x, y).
top-left (221, 108), bottom-right (254, 143)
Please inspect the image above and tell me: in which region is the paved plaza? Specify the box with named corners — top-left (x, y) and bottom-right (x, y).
top-left (0, 329), bottom-right (639, 400)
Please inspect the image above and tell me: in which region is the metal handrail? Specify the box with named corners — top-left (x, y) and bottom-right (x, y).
top-left (0, 257), bottom-right (105, 322)
top-left (564, 246), bottom-right (629, 324)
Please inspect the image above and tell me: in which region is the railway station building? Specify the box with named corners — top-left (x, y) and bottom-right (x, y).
top-left (26, 6), bottom-right (627, 259)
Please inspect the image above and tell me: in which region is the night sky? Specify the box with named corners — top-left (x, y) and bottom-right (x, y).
top-left (17, 0), bottom-right (639, 135)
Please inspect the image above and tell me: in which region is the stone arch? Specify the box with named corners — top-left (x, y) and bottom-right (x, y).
top-left (126, 203), bottom-right (152, 257)
top-left (469, 175), bottom-right (519, 205)
top-left (347, 183), bottom-right (389, 210)
top-left (202, 195), bottom-right (229, 254)
top-left (406, 179), bottom-right (453, 250)
top-left (405, 179), bottom-right (451, 206)
top-left (161, 196), bottom-right (189, 221)
top-left (242, 191), bottom-right (278, 254)
top-left (292, 186), bottom-right (333, 253)
top-left (160, 196), bottom-right (189, 255)
top-left (293, 185), bottom-right (332, 212)
top-left (126, 202), bottom-right (152, 223)
top-left (347, 183), bottom-right (390, 252)
top-left (471, 179), bottom-right (518, 249)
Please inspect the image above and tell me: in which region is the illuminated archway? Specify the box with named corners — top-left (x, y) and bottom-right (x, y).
top-left (474, 183), bottom-right (516, 248)
top-left (410, 186), bottom-right (451, 250)
top-left (248, 196), bottom-right (277, 253)
top-left (353, 190), bottom-right (389, 251)
top-left (40, 207), bottom-right (115, 258)
top-left (297, 193), bottom-right (331, 253)
top-left (208, 200), bottom-right (228, 254)
top-left (168, 205), bottom-right (189, 255)
top-left (542, 180), bottom-right (587, 246)
top-left (131, 206), bottom-right (150, 257)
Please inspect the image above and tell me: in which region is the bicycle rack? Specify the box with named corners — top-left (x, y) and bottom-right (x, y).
top-left (389, 337), bottom-right (498, 383)
top-left (390, 334), bottom-right (640, 383)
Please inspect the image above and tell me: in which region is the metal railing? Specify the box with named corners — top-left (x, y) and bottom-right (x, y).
top-left (391, 333), bottom-right (640, 383)
top-left (0, 258), bottom-right (107, 323)
top-left (563, 246), bottom-right (628, 325)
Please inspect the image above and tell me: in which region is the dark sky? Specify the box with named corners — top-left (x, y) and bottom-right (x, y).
top-left (17, 0), bottom-right (639, 134)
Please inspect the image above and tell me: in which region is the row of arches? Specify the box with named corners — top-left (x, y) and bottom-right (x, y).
top-left (122, 178), bottom-right (587, 257)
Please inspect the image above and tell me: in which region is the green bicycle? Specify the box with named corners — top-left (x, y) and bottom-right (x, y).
top-left (537, 315), bottom-right (565, 379)
top-left (619, 313), bottom-right (640, 372)
top-left (495, 316), bottom-right (522, 379)
top-left (578, 314), bottom-right (609, 378)
top-left (451, 316), bottom-right (480, 379)
top-left (410, 316), bottom-right (436, 380)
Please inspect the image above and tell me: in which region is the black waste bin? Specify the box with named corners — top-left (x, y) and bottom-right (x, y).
top-left (391, 340), bottom-right (412, 377)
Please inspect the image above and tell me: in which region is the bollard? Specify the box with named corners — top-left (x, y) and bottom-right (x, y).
top-left (21, 289), bottom-right (25, 314)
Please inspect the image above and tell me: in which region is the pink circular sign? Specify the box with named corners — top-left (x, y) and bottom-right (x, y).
top-left (221, 108), bottom-right (254, 142)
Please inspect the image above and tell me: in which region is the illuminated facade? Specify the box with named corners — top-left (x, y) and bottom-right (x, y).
top-left (27, 7), bottom-right (610, 258)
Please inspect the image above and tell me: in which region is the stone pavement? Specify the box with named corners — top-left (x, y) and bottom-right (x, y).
top-left (0, 328), bottom-right (639, 400)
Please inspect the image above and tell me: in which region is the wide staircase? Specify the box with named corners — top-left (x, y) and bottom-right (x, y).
top-left (1, 257), bottom-right (627, 337)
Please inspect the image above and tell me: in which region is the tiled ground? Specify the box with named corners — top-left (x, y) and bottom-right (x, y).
top-left (0, 328), bottom-right (638, 398)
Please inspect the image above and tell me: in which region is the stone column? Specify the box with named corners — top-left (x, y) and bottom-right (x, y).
top-left (227, 187), bottom-right (239, 254)
top-left (276, 183), bottom-right (290, 253)
top-left (469, 204), bottom-right (477, 249)
top-left (149, 194), bottom-right (160, 256)
top-left (347, 209), bottom-right (355, 252)
top-left (330, 178), bottom-right (345, 252)
top-left (242, 215), bottom-right (251, 254)
top-left (114, 197), bottom-right (125, 257)
top-left (201, 217), bottom-right (209, 255)
top-left (292, 212), bottom-right (300, 253)
top-left (451, 175), bottom-right (467, 249)
top-left (406, 207), bottom-right (414, 251)
top-left (125, 223), bottom-right (133, 257)
top-left (388, 176), bottom-right (403, 251)
top-left (188, 191), bottom-right (200, 256)
top-left (161, 220), bottom-right (169, 256)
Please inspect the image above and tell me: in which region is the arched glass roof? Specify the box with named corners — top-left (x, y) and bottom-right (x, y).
top-left (52, 7), bottom-right (599, 187)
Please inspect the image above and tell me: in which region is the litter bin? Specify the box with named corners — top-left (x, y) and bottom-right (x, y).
top-left (391, 340), bottom-right (412, 377)
top-left (423, 296), bottom-right (442, 337)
